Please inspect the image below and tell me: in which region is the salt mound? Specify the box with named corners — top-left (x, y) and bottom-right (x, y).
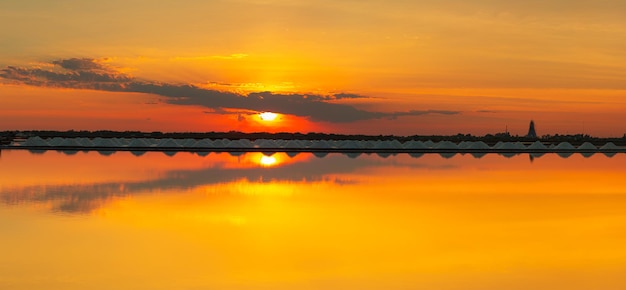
top-left (411, 141), bottom-right (428, 149)
top-left (310, 140), bottom-right (333, 149)
top-left (554, 142), bottom-right (576, 150)
top-left (145, 138), bottom-right (159, 146)
top-left (361, 140), bottom-right (376, 149)
top-left (374, 140), bottom-right (396, 149)
top-left (492, 141), bottom-right (504, 149)
top-left (23, 136), bottom-right (49, 146)
top-left (93, 138), bottom-right (121, 147)
top-left (211, 139), bottom-right (228, 148)
top-left (301, 140), bottom-right (314, 148)
top-left (434, 141), bottom-right (458, 149)
top-left (228, 139), bottom-right (250, 148)
top-left (526, 141), bottom-right (547, 150)
top-left (339, 140), bottom-right (360, 149)
top-left (469, 141), bottom-right (490, 150)
top-left (458, 141), bottom-right (472, 149)
top-left (390, 139), bottom-right (403, 148)
top-left (77, 138), bottom-right (94, 147)
top-left (403, 140), bottom-right (427, 149)
top-left (128, 138), bottom-right (151, 147)
top-left (274, 139), bottom-right (288, 147)
top-left (156, 138), bottom-right (181, 148)
top-left (115, 138), bottom-right (130, 146)
top-left (193, 139), bottom-right (213, 148)
top-left (238, 139), bottom-right (253, 148)
top-left (180, 139), bottom-right (197, 147)
top-left (219, 139), bottom-right (232, 147)
top-left (577, 142), bottom-right (597, 150)
top-left (600, 142), bottom-right (619, 150)
top-left (48, 137), bottom-right (65, 146)
top-left (253, 139), bottom-right (277, 148)
top-left (284, 140), bottom-right (304, 148)
top-left (59, 138), bottom-right (81, 147)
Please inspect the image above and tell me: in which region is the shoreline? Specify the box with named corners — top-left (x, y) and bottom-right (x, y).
top-left (2, 145), bottom-right (624, 154)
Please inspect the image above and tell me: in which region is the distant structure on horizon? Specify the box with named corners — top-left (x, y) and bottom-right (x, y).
top-left (527, 120), bottom-right (537, 138)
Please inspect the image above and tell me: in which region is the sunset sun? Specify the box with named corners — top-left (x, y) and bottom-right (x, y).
top-left (259, 112), bottom-right (278, 121)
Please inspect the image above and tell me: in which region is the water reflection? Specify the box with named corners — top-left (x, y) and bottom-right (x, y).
top-left (1, 150), bottom-right (626, 290)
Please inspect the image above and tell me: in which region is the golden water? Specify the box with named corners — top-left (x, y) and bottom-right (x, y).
top-left (1, 150), bottom-right (625, 289)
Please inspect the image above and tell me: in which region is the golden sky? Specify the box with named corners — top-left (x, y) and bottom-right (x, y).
top-left (1, 0), bottom-right (625, 136)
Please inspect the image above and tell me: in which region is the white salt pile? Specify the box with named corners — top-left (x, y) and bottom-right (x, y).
top-left (600, 142), bottom-right (619, 150)
top-left (193, 139), bottom-right (213, 148)
top-left (77, 138), bottom-right (94, 147)
top-left (93, 137), bottom-right (121, 147)
top-left (469, 141), bottom-right (491, 150)
top-left (526, 141), bottom-right (548, 150)
top-left (434, 141), bottom-right (458, 149)
top-left (128, 138), bottom-right (151, 147)
top-left (22, 136), bottom-right (49, 146)
top-left (401, 140), bottom-right (425, 149)
top-left (59, 138), bottom-right (81, 147)
top-left (577, 142), bottom-right (597, 150)
top-left (180, 139), bottom-right (198, 147)
top-left (48, 137), bottom-right (65, 146)
top-left (211, 139), bottom-right (228, 148)
top-left (554, 142), bottom-right (576, 150)
top-left (156, 138), bottom-right (180, 148)
top-left (339, 140), bottom-right (360, 149)
top-left (310, 140), bottom-right (333, 149)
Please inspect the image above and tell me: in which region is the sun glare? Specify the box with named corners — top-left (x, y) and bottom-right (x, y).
top-left (259, 155), bottom-right (277, 167)
top-left (259, 112), bottom-right (278, 121)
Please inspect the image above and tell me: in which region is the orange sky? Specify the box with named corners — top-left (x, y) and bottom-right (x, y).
top-left (1, 1), bottom-right (626, 136)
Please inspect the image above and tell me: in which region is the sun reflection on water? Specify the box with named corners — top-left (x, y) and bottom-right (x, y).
top-left (259, 155), bottom-right (277, 167)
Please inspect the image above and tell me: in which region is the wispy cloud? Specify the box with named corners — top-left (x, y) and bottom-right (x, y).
top-left (171, 53), bottom-right (249, 61)
top-left (0, 58), bottom-right (460, 123)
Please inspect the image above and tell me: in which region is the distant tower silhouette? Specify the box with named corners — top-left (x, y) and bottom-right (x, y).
top-left (527, 120), bottom-right (537, 138)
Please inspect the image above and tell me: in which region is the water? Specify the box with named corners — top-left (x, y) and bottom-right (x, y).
top-left (1, 150), bottom-right (626, 290)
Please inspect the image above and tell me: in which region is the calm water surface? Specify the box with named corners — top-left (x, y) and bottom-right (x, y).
top-left (1, 150), bottom-right (626, 290)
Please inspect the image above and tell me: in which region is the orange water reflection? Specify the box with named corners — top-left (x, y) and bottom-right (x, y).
top-left (1, 151), bottom-right (626, 289)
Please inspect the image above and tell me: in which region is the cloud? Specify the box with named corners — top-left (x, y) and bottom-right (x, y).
top-left (52, 58), bottom-right (106, 71)
top-left (1, 58), bottom-right (461, 123)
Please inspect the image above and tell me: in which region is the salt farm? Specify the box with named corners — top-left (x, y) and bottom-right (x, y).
top-left (4, 136), bottom-right (625, 154)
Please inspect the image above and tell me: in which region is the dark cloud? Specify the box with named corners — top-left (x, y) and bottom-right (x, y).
top-left (0, 58), bottom-right (461, 123)
top-left (52, 58), bottom-right (106, 71)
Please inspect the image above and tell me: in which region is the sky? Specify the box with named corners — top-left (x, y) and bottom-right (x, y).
top-left (1, 0), bottom-right (626, 136)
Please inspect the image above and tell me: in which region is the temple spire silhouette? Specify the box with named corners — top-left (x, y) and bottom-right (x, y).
top-left (527, 120), bottom-right (537, 138)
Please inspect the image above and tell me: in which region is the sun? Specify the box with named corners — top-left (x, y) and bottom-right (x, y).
top-left (259, 112), bottom-right (278, 121)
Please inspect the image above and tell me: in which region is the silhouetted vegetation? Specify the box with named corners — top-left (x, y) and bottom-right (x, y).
top-left (2, 130), bottom-right (625, 146)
